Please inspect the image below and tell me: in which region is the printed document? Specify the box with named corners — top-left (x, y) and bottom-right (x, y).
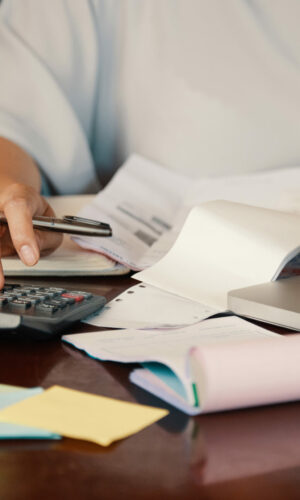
top-left (74, 155), bottom-right (191, 270)
top-left (74, 155), bottom-right (300, 270)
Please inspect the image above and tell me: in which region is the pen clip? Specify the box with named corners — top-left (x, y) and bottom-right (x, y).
top-left (63, 215), bottom-right (111, 230)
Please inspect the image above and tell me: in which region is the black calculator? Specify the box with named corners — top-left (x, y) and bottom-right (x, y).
top-left (0, 283), bottom-right (106, 339)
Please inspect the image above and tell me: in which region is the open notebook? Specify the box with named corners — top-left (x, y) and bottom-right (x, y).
top-left (62, 316), bottom-right (300, 415)
top-left (130, 330), bottom-right (300, 414)
top-left (135, 200), bottom-right (300, 310)
top-left (2, 195), bottom-right (129, 277)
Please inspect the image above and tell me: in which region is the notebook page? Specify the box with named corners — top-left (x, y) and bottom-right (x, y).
top-left (135, 200), bottom-right (300, 309)
top-left (2, 236), bottom-right (127, 276)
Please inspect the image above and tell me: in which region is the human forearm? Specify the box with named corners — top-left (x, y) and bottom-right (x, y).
top-left (0, 137), bottom-right (41, 191)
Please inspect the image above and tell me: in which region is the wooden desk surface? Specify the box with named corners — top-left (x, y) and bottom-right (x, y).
top-left (1, 275), bottom-right (300, 500)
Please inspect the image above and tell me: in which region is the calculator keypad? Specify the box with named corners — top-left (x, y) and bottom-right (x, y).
top-left (0, 283), bottom-right (106, 337)
top-left (0, 284), bottom-right (93, 316)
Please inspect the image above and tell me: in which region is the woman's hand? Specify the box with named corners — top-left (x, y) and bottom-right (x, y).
top-left (0, 183), bottom-right (63, 288)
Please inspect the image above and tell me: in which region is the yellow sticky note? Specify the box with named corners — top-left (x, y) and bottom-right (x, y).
top-left (0, 385), bottom-right (168, 446)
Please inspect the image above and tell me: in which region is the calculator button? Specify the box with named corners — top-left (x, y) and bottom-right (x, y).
top-left (44, 299), bottom-right (67, 309)
top-left (42, 289), bottom-right (60, 297)
top-left (11, 299), bottom-right (31, 310)
top-left (17, 288), bottom-right (33, 294)
top-left (69, 291), bottom-right (93, 299)
top-left (3, 290), bottom-right (20, 297)
top-left (3, 292), bottom-right (17, 298)
top-left (21, 285), bottom-right (41, 289)
top-left (36, 303), bottom-right (58, 314)
top-left (60, 297), bottom-right (75, 305)
top-left (22, 286), bottom-right (44, 292)
top-left (34, 293), bottom-right (50, 301)
top-left (3, 295), bottom-right (17, 302)
top-left (26, 295), bottom-right (42, 304)
top-left (46, 288), bottom-right (67, 294)
top-left (13, 291), bottom-right (27, 297)
top-left (61, 293), bottom-right (85, 302)
top-left (3, 285), bottom-right (19, 291)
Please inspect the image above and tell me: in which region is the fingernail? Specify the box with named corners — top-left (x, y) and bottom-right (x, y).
top-left (20, 245), bottom-right (37, 266)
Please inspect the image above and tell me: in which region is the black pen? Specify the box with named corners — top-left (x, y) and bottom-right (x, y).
top-left (0, 214), bottom-right (112, 237)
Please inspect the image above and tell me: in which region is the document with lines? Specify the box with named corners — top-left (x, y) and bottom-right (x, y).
top-left (74, 154), bottom-right (300, 271)
top-left (73, 155), bottom-right (192, 270)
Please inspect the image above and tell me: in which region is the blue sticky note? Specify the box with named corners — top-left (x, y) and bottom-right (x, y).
top-left (0, 387), bottom-right (43, 410)
top-left (0, 386), bottom-right (61, 440)
top-left (0, 422), bottom-right (60, 440)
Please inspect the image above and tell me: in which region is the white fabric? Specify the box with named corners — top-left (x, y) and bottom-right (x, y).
top-left (1, 0), bottom-right (300, 194)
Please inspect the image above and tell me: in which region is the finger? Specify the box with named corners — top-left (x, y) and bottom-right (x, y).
top-left (0, 229), bottom-right (16, 256)
top-left (0, 220), bottom-right (63, 262)
top-left (34, 201), bottom-right (63, 253)
top-left (31, 200), bottom-right (63, 253)
top-left (3, 197), bottom-right (41, 266)
top-left (0, 238), bottom-right (5, 289)
top-left (0, 224), bottom-right (6, 238)
top-left (35, 228), bottom-right (63, 255)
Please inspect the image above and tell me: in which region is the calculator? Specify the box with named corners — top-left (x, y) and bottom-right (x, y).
top-left (0, 283), bottom-right (106, 339)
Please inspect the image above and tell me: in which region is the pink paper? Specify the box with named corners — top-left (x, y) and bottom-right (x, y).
top-left (191, 334), bottom-right (300, 413)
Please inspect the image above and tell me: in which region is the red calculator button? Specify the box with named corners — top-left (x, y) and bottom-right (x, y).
top-left (61, 293), bottom-right (84, 302)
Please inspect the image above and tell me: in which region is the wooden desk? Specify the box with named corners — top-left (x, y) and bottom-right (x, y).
top-left (1, 275), bottom-right (300, 500)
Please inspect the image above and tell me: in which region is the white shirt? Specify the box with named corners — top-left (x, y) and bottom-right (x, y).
top-left (1, 0), bottom-right (300, 194)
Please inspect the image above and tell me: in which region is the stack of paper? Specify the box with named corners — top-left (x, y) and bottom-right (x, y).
top-left (68, 155), bottom-right (300, 330)
top-left (63, 316), bottom-right (292, 415)
top-left (82, 198), bottom-right (300, 331)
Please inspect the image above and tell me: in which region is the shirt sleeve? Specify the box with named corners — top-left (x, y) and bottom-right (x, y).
top-left (0, 0), bottom-right (100, 194)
